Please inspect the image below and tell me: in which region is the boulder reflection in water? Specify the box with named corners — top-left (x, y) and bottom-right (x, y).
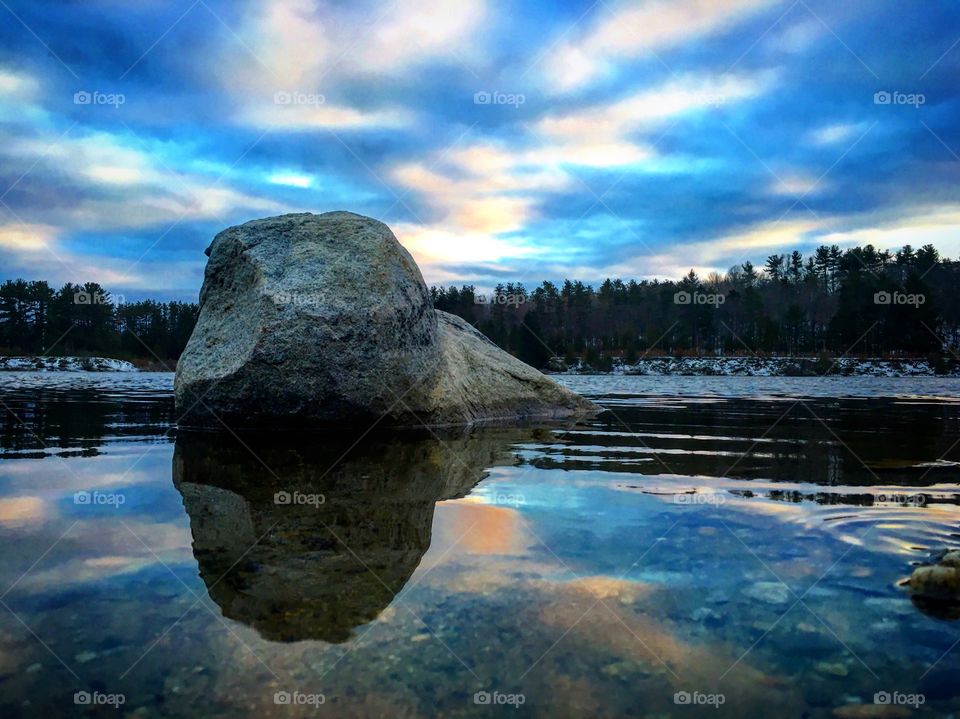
top-left (172, 428), bottom-right (537, 643)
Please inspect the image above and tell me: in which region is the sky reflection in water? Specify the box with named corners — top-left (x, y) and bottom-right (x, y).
top-left (0, 372), bottom-right (959, 716)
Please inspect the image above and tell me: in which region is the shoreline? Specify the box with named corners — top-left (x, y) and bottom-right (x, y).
top-left (4, 354), bottom-right (960, 378)
top-left (0, 356), bottom-right (139, 372)
top-left (550, 356), bottom-right (960, 377)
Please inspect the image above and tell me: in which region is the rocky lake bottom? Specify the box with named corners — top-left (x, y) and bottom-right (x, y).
top-left (0, 372), bottom-right (959, 717)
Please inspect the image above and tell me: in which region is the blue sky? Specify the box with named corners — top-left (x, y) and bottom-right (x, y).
top-left (0, 0), bottom-right (958, 301)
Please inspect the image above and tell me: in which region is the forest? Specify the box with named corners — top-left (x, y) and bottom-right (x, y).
top-left (1, 243), bottom-right (956, 369)
top-left (433, 243), bottom-right (956, 370)
top-left (0, 280), bottom-right (198, 365)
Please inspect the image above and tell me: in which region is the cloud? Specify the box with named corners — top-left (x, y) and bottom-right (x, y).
top-left (816, 204), bottom-right (960, 260)
top-left (767, 17), bottom-right (824, 54)
top-left (592, 203), bottom-right (960, 283)
top-left (235, 101), bottom-right (412, 131)
top-left (268, 172), bottom-right (314, 188)
top-left (389, 141), bottom-right (569, 248)
top-left (2, 127), bottom-right (287, 231)
top-left (534, 72), bottom-right (773, 163)
top-left (807, 122), bottom-right (866, 146)
top-left (390, 72), bottom-right (775, 282)
top-left (0, 224), bottom-right (55, 251)
top-left (362, 0), bottom-right (487, 71)
top-left (1, 0), bottom-right (958, 299)
top-left (395, 222), bottom-right (544, 266)
top-left (219, 0), bottom-right (485, 130)
top-left (0, 219), bottom-right (206, 296)
top-left (0, 68), bottom-right (38, 98)
top-left (768, 174), bottom-right (827, 196)
top-left (542, 0), bottom-right (778, 91)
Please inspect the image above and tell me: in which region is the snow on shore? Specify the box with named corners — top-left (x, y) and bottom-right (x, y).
top-left (554, 356), bottom-right (960, 377)
top-left (0, 356), bottom-right (138, 372)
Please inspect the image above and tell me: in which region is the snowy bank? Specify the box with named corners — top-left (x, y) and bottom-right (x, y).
top-left (551, 356), bottom-right (960, 377)
top-left (0, 356), bottom-right (138, 372)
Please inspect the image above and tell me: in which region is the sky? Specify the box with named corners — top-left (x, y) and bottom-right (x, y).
top-left (0, 0), bottom-right (958, 302)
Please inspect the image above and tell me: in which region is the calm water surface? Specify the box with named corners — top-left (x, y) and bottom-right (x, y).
top-left (1, 371), bottom-right (959, 717)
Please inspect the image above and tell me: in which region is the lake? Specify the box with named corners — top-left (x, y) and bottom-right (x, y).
top-left (1, 371), bottom-right (958, 717)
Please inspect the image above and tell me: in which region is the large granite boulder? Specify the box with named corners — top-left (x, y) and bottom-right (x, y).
top-left (175, 211), bottom-right (595, 428)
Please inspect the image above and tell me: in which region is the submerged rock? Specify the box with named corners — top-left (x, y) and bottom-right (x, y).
top-left (908, 548), bottom-right (960, 619)
top-left (744, 581), bottom-right (792, 604)
top-left (175, 211), bottom-right (595, 428)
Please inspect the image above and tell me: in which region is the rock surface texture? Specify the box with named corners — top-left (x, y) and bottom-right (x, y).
top-left (175, 211), bottom-right (595, 428)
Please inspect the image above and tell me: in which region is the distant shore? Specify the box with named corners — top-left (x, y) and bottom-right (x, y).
top-left (550, 356), bottom-right (960, 377)
top-left (4, 354), bottom-right (960, 378)
top-left (0, 356), bottom-right (139, 372)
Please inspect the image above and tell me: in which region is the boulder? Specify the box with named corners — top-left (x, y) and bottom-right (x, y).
top-left (175, 211), bottom-right (595, 428)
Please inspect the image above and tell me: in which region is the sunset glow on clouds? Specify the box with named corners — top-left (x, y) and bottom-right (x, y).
top-left (0, 0), bottom-right (958, 299)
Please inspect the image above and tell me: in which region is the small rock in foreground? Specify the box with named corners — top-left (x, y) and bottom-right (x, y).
top-left (908, 548), bottom-right (960, 619)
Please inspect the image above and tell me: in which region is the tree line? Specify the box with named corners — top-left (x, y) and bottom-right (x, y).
top-left (2, 242), bottom-right (957, 370)
top-left (0, 280), bottom-right (198, 363)
top-left (433, 243), bottom-right (956, 370)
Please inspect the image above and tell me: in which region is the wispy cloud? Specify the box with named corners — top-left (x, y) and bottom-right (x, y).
top-left (541, 0), bottom-right (779, 91)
